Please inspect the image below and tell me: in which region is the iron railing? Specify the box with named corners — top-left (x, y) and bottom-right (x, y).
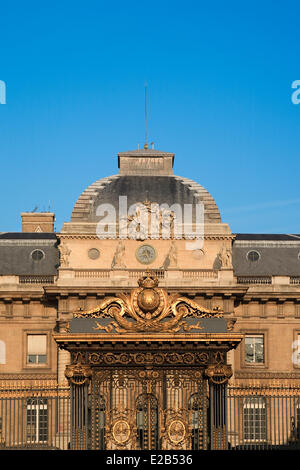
top-left (0, 384), bottom-right (71, 450)
top-left (227, 386), bottom-right (300, 450)
top-left (0, 384), bottom-right (300, 450)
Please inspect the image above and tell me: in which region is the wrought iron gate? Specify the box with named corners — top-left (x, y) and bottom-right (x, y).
top-left (71, 368), bottom-right (208, 450)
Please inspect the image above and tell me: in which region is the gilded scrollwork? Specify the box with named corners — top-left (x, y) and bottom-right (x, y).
top-left (74, 271), bottom-right (223, 333)
top-left (86, 351), bottom-right (211, 366)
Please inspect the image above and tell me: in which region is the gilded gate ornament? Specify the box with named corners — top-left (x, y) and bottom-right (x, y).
top-left (65, 357), bottom-right (92, 385)
top-left (167, 419), bottom-right (186, 444)
top-left (204, 363), bottom-right (233, 385)
top-left (74, 270), bottom-right (223, 333)
top-left (112, 420), bottom-right (131, 445)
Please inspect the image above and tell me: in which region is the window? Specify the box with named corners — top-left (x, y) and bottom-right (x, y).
top-left (0, 340), bottom-right (5, 364)
top-left (27, 335), bottom-right (47, 364)
top-left (243, 397), bottom-right (266, 442)
top-left (26, 398), bottom-right (48, 443)
top-left (247, 250), bottom-right (260, 262)
top-left (31, 249), bottom-right (45, 261)
top-left (245, 335), bottom-right (264, 364)
top-left (293, 333), bottom-right (300, 366)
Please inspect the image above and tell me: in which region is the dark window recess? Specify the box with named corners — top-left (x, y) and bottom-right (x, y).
top-left (247, 251), bottom-right (260, 262)
top-left (31, 250), bottom-right (45, 261)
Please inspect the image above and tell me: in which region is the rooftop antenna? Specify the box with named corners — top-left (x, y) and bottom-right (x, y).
top-left (144, 84), bottom-right (148, 149)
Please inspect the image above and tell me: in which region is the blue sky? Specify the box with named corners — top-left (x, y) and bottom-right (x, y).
top-left (0, 0), bottom-right (299, 234)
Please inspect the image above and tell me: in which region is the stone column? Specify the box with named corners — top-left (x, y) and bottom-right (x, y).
top-left (55, 321), bottom-right (72, 449)
top-left (57, 321), bottom-right (71, 385)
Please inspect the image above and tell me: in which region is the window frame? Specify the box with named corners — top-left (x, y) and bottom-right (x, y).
top-left (26, 397), bottom-right (48, 444)
top-left (292, 329), bottom-right (300, 369)
top-left (240, 330), bottom-right (268, 369)
top-left (243, 397), bottom-right (267, 443)
top-left (23, 330), bottom-right (51, 370)
top-left (246, 250), bottom-right (261, 262)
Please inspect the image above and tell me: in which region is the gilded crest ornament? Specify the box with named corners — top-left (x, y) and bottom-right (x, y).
top-left (112, 420), bottom-right (131, 445)
top-left (167, 419), bottom-right (186, 444)
top-left (74, 270), bottom-right (223, 333)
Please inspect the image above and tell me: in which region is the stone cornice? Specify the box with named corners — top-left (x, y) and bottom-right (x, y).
top-left (54, 332), bottom-right (244, 347)
top-left (235, 371), bottom-right (300, 379)
top-left (0, 239), bottom-right (57, 246)
top-left (57, 233), bottom-right (235, 240)
top-left (44, 285), bottom-right (248, 297)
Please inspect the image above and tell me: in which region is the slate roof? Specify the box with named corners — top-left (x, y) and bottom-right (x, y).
top-left (233, 234), bottom-right (300, 276)
top-left (0, 233), bottom-right (59, 275)
top-left (70, 175), bottom-right (222, 224)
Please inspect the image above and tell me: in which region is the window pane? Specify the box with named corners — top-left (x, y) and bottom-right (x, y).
top-left (243, 398), bottom-right (266, 442)
top-left (38, 355), bottom-right (47, 364)
top-left (245, 336), bottom-right (264, 364)
top-left (27, 355), bottom-right (37, 363)
top-left (27, 335), bottom-right (46, 355)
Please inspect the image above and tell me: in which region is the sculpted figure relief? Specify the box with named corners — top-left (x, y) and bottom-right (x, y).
top-left (218, 244), bottom-right (232, 269)
top-left (59, 243), bottom-right (72, 267)
top-left (161, 241), bottom-right (178, 269)
top-left (125, 200), bottom-right (176, 240)
top-left (111, 241), bottom-right (126, 269)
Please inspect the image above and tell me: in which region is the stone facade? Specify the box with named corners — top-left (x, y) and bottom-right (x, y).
top-left (0, 147), bottom-right (299, 391)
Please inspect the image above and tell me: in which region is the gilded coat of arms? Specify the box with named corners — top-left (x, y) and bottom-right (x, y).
top-left (74, 271), bottom-right (223, 334)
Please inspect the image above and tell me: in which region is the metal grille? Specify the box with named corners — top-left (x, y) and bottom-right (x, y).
top-left (227, 387), bottom-right (300, 450)
top-left (237, 276), bottom-right (272, 285)
top-left (19, 275), bottom-right (55, 284)
top-left (0, 386), bottom-right (70, 450)
top-left (1, 383), bottom-right (300, 450)
top-left (88, 368), bottom-right (207, 450)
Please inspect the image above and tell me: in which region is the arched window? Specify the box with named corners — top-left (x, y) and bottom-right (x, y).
top-left (0, 340), bottom-right (6, 364)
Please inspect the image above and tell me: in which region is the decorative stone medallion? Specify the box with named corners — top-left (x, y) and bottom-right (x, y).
top-left (88, 248), bottom-right (100, 260)
top-left (136, 244), bottom-right (157, 264)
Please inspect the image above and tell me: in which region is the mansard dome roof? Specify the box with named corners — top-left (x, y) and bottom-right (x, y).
top-left (70, 148), bottom-right (222, 224)
top-left (71, 174), bottom-right (222, 223)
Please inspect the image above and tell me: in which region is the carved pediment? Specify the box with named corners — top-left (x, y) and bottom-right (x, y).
top-left (74, 270), bottom-right (223, 333)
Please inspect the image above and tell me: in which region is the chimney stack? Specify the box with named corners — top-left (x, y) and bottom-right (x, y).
top-left (21, 212), bottom-right (55, 232)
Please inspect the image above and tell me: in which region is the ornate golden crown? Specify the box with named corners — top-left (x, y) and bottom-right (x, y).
top-left (137, 270), bottom-right (159, 289)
